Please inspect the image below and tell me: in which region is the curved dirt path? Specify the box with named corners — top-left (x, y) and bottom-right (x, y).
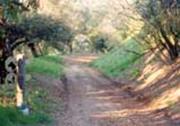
top-left (55, 55), bottom-right (176, 126)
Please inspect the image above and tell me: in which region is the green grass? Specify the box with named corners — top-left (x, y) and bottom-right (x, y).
top-left (0, 81), bottom-right (53, 126)
top-left (91, 38), bottom-right (143, 77)
top-left (0, 55), bottom-right (64, 126)
top-left (0, 106), bottom-right (51, 126)
top-left (26, 55), bottom-right (64, 78)
top-left (27, 87), bottom-right (50, 113)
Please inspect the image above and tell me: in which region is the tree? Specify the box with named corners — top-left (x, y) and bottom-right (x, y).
top-left (18, 15), bottom-right (74, 54)
top-left (89, 33), bottom-right (109, 53)
top-left (135, 0), bottom-right (180, 61)
top-left (0, 0), bottom-right (38, 84)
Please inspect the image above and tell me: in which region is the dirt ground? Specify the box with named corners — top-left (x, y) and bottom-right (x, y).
top-left (53, 55), bottom-right (179, 126)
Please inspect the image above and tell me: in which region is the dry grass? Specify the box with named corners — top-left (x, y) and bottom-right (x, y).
top-left (122, 54), bottom-right (180, 123)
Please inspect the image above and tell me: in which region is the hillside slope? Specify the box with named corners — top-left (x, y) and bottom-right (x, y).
top-left (92, 49), bottom-right (180, 125)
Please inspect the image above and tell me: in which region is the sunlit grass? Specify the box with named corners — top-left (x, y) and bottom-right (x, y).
top-left (91, 38), bottom-right (143, 77)
top-left (26, 55), bottom-right (64, 78)
top-left (0, 55), bottom-right (64, 126)
top-left (0, 79), bottom-right (53, 126)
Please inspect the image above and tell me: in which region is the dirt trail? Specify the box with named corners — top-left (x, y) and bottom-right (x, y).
top-left (55, 55), bottom-right (177, 126)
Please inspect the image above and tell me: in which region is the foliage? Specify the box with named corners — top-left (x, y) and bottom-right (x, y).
top-left (18, 14), bottom-right (74, 53)
top-left (0, 0), bottom-right (74, 55)
top-left (92, 38), bottom-right (143, 77)
top-left (26, 55), bottom-right (64, 78)
top-left (0, 0), bottom-right (26, 23)
top-left (0, 0), bottom-right (38, 84)
top-left (90, 34), bottom-right (108, 53)
top-left (72, 34), bottom-right (92, 53)
top-left (135, 0), bottom-right (180, 61)
top-left (0, 105), bottom-right (51, 126)
top-left (0, 1), bottom-right (71, 84)
top-left (0, 0), bottom-right (38, 24)
top-left (0, 55), bottom-right (63, 126)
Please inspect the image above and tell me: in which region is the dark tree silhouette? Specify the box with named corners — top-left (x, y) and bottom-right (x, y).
top-left (136, 0), bottom-right (180, 61)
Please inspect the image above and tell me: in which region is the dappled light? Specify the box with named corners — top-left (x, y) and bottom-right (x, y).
top-left (72, 56), bottom-right (98, 63)
top-left (122, 54), bottom-right (180, 124)
top-left (83, 78), bottom-right (177, 125)
top-left (149, 87), bottom-right (180, 109)
top-left (136, 64), bottom-right (167, 91)
top-left (65, 55), bottom-right (98, 64)
top-left (91, 109), bottom-right (149, 119)
top-left (0, 0), bottom-right (179, 126)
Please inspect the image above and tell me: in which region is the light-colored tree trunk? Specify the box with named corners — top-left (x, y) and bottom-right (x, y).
top-left (16, 54), bottom-right (25, 107)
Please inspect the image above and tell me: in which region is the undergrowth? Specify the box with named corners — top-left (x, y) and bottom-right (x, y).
top-left (0, 55), bottom-right (64, 126)
top-left (26, 55), bottom-right (64, 78)
top-left (0, 105), bottom-right (51, 126)
top-left (92, 38), bottom-right (144, 77)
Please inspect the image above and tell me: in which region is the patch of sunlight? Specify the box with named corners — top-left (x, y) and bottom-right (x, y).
top-left (127, 18), bottom-right (144, 37)
top-left (148, 87), bottom-right (180, 110)
top-left (72, 58), bottom-right (96, 63)
top-left (86, 90), bottom-right (108, 95)
top-left (69, 56), bottom-right (98, 63)
top-left (98, 20), bottom-right (117, 34)
top-left (136, 69), bottom-right (166, 90)
top-left (144, 53), bottom-right (156, 64)
top-left (136, 64), bottom-right (167, 91)
top-left (86, 89), bottom-right (122, 98)
top-left (86, 89), bottom-right (120, 95)
top-left (38, 0), bottom-right (58, 16)
top-left (94, 96), bottom-right (121, 101)
top-left (91, 108), bottom-right (149, 119)
top-left (95, 103), bottom-right (122, 108)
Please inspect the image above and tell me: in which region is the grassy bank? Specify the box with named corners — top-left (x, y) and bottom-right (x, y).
top-left (0, 106), bottom-right (51, 126)
top-left (26, 55), bottom-right (64, 78)
top-left (0, 55), bottom-right (64, 126)
top-left (91, 39), bottom-right (143, 78)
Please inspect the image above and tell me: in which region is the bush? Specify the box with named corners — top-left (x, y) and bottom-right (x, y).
top-left (92, 38), bottom-right (143, 77)
top-left (0, 106), bottom-right (51, 126)
top-left (26, 55), bottom-right (64, 78)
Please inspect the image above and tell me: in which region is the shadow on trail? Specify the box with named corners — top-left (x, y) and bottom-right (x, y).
top-left (57, 55), bottom-right (179, 126)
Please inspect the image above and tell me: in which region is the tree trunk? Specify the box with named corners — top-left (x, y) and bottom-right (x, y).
top-left (159, 27), bottom-right (179, 61)
top-left (68, 42), bottom-right (73, 53)
top-left (28, 43), bottom-right (39, 57)
top-left (16, 55), bottom-right (26, 107)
